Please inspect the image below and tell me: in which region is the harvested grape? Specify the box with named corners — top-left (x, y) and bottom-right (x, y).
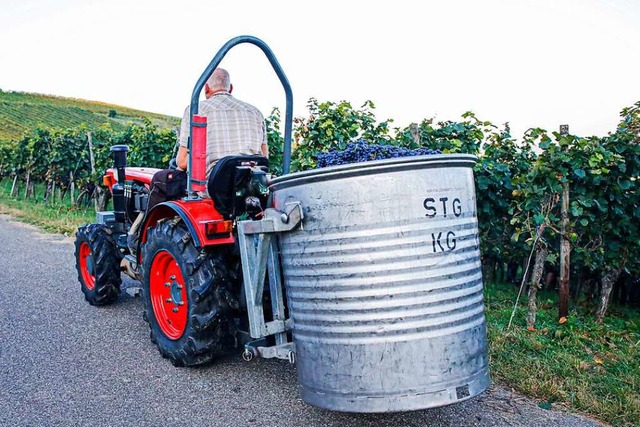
top-left (316, 140), bottom-right (442, 168)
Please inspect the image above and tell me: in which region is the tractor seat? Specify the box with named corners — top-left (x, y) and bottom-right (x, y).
top-left (207, 155), bottom-right (269, 219)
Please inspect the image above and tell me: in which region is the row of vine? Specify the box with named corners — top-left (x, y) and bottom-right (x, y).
top-left (0, 98), bottom-right (638, 323)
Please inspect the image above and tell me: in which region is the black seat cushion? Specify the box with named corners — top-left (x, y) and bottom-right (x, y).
top-left (207, 155), bottom-right (269, 218)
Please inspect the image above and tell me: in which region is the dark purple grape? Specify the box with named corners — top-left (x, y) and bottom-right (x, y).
top-left (316, 140), bottom-right (441, 168)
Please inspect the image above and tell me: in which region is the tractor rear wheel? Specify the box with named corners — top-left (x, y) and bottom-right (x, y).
top-left (141, 218), bottom-right (239, 367)
top-left (74, 223), bottom-right (122, 305)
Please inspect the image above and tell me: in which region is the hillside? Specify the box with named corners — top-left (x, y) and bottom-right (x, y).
top-left (0, 90), bottom-right (180, 141)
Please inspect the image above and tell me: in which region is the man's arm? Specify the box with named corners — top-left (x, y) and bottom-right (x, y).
top-left (177, 146), bottom-right (188, 170)
top-left (176, 106), bottom-right (190, 170)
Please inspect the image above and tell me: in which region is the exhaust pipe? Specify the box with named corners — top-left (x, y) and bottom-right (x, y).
top-left (110, 145), bottom-right (129, 222)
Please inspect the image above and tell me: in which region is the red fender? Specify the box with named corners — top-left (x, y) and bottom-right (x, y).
top-left (141, 198), bottom-right (234, 251)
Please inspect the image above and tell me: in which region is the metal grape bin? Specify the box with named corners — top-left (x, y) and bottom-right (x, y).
top-left (270, 153), bottom-right (490, 413)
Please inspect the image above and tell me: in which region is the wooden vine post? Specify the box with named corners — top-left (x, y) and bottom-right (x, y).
top-left (69, 171), bottom-right (75, 205)
top-left (526, 241), bottom-right (548, 330)
top-left (409, 123), bottom-right (421, 146)
top-left (558, 124), bottom-right (571, 319)
top-left (11, 175), bottom-right (19, 197)
top-left (24, 172), bottom-right (30, 199)
top-left (87, 132), bottom-right (96, 176)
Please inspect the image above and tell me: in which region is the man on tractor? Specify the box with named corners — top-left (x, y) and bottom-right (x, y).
top-left (175, 67), bottom-right (269, 187)
top-left (128, 68), bottom-right (269, 254)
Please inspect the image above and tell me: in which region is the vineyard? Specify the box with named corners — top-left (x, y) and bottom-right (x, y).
top-left (0, 95), bottom-right (639, 326)
top-left (289, 98), bottom-right (639, 320)
top-left (0, 90), bottom-right (179, 141)
top-left (1, 94), bottom-right (639, 425)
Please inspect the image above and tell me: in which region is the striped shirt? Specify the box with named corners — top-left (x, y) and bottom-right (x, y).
top-left (178, 92), bottom-right (267, 176)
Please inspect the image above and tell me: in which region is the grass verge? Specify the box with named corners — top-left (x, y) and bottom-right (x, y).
top-left (0, 180), bottom-right (96, 235)
top-left (0, 180), bottom-right (638, 426)
top-left (486, 283), bottom-right (639, 427)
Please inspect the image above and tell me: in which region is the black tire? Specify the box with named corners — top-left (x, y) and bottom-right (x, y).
top-left (141, 217), bottom-right (239, 367)
top-left (74, 223), bottom-right (122, 305)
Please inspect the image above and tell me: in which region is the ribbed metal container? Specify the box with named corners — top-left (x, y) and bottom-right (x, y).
top-left (270, 154), bottom-right (490, 413)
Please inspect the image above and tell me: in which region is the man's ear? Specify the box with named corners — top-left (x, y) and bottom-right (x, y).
top-left (204, 83), bottom-right (212, 97)
top-left (229, 83), bottom-right (233, 93)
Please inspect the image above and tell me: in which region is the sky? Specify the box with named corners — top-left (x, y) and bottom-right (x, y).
top-left (1, 0), bottom-right (639, 140)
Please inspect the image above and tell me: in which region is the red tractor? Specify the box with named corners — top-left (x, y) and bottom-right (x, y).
top-left (74, 35), bottom-right (295, 367)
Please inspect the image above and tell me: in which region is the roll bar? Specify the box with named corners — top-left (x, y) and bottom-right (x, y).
top-left (186, 35), bottom-right (293, 195)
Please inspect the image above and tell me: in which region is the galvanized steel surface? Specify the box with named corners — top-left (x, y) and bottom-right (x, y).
top-left (271, 154), bottom-right (490, 413)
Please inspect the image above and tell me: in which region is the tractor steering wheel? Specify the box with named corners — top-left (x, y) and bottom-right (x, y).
top-left (168, 158), bottom-right (178, 170)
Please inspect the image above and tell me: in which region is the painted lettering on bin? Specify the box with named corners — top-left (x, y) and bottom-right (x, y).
top-left (424, 195), bottom-right (462, 253)
top-left (423, 196), bottom-right (462, 218)
top-left (431, 231), bottom-right (457, 252)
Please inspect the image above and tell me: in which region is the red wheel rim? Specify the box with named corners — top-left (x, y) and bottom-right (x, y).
top-left (149, 250), bottom-right (188, 340)
top-left (79, 242), bottom-right (95, 290)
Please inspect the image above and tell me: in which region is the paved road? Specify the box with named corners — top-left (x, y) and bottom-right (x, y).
top-left (0, 214), bottom-right (606, 427)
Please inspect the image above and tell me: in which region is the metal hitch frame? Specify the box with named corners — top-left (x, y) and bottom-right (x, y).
top-left (237, 202), bottom-right (303, 362)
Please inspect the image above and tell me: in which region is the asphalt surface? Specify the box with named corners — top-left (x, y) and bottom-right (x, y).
top-left (0, 214), bottom-right (607, 427)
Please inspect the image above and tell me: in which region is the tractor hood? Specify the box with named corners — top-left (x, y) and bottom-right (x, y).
top-left (104, 167), bottom-right (161, 190)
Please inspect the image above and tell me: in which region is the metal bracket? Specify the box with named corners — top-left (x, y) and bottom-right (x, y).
top-left (242, 340), bottom-right (296, 363)
top-left (237, 202), bottom-right (302, 361)
top-left (240, 202), bottom-right (303, 235)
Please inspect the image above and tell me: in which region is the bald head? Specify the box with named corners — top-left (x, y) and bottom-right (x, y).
top-left (207, 68), bottom-right (231, 92)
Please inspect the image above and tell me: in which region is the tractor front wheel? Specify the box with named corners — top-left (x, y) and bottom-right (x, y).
top-left (141, 218), bottom-right (238, 367)
top-left (74, 223), bottom-right (122, 305)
